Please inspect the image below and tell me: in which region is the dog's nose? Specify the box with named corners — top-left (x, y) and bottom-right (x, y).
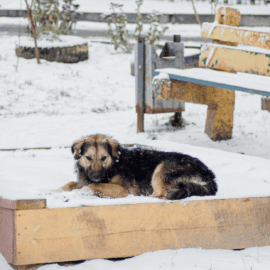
top-left (92, 172), bottom-right (100, 182)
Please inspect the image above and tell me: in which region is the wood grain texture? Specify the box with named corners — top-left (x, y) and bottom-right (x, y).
top-left (13, 197), bottom-right (270, 265)
top-left (157, 79), bottom-right (235, 140)
top-left (201, 24), bottom-right (270, 50)
top-left (215, 7), bottom-right (241, 26)
top-left (199, 45), bottom-right (270, 76)
top-left (0, 198), bottom-right (46, 210)
top-left (0, 208), bottom-right (15, 264)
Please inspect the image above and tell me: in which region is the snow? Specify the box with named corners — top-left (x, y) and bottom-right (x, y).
top-left (202, 42), bottom-right (270, 54)
top-left (202, 22), bottom-right (270, 34)
top-left (1, 2), bottom-right (270, 269)
top-left (152, 72), bottom-right (170, 82)
top-left (19, 34), bottom-right (88, 48)
top-left (1, 138), bottom-right (270, 209)
top-left (36, 247), bottom-right (270, 270)
top-left (2, 0), bottom-right (270, 15)
top-left (155, 67), bottom-right (270, 93)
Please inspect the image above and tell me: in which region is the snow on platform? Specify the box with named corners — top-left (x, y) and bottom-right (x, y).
top-left (1, 140), bottom-right (270, 209)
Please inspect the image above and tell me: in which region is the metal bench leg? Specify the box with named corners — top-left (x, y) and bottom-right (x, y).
top-left (205, 88), bottom-right (235, 141)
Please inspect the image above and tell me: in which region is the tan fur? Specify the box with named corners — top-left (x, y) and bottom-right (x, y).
top-left (59, 181), bottom-right (78, 191)
top-left (72, 138), bottom-right (86, 159)
top-left (151, 164), bottom-right (170, 199)
top-left (76, 135), bottom-right (116, 174)
top-left (87, 183), bottom-right (129, 198)
top-left (59, 134), bottom-right (216, 200)
top-left (60, 135), bottom-right (128, 196)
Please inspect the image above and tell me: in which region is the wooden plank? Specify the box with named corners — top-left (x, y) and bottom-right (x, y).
top-left (154, 68), bottom-right (270, 97)
top-left (199, 44), bottom-right (270, 76)
top-left (13, 197), bottom-right (270, 265)
top-left (153, 76), bottom-right (235, 140)
top-left (0, 198), bottom-right (46, 210)
top-left (0, 208), bottom-right (15, 264)
top-left (201, 23), bottom-right (270, 50)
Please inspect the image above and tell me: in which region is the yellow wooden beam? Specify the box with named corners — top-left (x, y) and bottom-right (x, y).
top-left (199, 45), bottom-right (270, 76)
top-left (0, 198), bottom-right (46, 210)
top-left (201, 23), bottom-right (270, 50)
top-left (215, 7), bottom-right (241, 26)
top-left (12, 196), bottom-right (270, 265)
top-left (156, 79), bottom-right (235, 140)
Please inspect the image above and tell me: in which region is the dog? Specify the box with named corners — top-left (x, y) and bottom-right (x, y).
top-left (60, 134), bottom-right (217, 200)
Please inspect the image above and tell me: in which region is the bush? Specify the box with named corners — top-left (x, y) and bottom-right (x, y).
top-left (27, 0), bottom-right (80, 38)
top-left (145, 10), bottom-right (169, 45)
top-left (103, 3), bottom-right (133, 53)
top-left (104, 0), bottom-right (169, 53)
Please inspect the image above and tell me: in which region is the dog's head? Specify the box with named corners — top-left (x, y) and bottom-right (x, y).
top-left (71, 134), bottom-right (120, 183)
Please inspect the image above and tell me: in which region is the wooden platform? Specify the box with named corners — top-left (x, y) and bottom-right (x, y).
top-left (1, 196), bottom-right (270, 268)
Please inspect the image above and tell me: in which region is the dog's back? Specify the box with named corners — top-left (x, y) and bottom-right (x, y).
top-left (118, 147), bottom-right (217, 199)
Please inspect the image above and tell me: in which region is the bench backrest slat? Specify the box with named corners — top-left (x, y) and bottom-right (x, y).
top-left (201, 23), bottom-right (270, 51)
top-left (199, 44), bottom-right (270, 76)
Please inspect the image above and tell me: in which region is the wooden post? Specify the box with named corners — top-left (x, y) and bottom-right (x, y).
top-left (157, 79), bottom-right (235, 141)
top-left (262, 98), bottom-right (270, 112)
top-left (135, 37), bottom-right (145, 133)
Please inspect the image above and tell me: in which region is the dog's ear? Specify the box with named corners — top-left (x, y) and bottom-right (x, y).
top-left (107, 137), bottom-right (121, 158)
top-left (71, 138), bottom-right (85, 160)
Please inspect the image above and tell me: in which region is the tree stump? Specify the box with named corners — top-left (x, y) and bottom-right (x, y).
top-left (16, 43), bottom-right (88, 63)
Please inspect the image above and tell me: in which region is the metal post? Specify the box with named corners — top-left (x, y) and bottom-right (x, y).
top-left (173, 35), bottom-right (181, 43)
top-left (135, 37), bottom-right (145, 133)
top-left (172, 34), bottom-right (182, 126)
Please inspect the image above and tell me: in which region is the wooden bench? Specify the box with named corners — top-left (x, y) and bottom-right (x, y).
top-left (153, 7), bottom-right (270, 141)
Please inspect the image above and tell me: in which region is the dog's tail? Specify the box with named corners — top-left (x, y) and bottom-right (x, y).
top-left (167, 173), bottom-right (217, 200)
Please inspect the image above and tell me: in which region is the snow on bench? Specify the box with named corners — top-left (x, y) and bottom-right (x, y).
top-left (154, 68), bottom-right (270, 97)
top-left (152, 7), bottom-right (270, 141)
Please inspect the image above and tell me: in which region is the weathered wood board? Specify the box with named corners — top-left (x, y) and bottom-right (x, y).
top-left (0, 198), bottom-right (46, 210)
top-left (199, 44), bottom-right (270, 76)
top-left (201, 23), bottom-right (270, 50)
top-left (1, 197), bottom-right (270, 267)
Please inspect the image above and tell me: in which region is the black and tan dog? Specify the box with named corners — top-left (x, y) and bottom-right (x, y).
top-left (60, 134), bottom-right (217, 199)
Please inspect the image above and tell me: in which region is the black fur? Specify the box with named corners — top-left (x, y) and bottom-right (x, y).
top-left (74, 144), bottom-right (217, 200)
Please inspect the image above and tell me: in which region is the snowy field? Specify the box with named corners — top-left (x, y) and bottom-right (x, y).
top-left (1, 1), bottom-right (270, 269)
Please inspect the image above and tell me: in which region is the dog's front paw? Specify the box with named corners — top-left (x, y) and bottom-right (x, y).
top-left (86, 184), bottom-right (104, 197)
top-left (80, 186), bottom-right (95, 196)
top-left (58, 181), bottom-right (78, 191)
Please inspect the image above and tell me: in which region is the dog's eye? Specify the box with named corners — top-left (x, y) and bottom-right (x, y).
top-left (101, 156), bottom-right (107, 162)
top-left (86, 156), bottom-right (92, 161)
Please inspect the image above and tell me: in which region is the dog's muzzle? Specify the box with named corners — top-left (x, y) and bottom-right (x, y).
top-left (91, 172), bottom-right (101, 182)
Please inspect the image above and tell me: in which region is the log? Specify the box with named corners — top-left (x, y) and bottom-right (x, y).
top-left (16, 43), bottom-right (88, 63)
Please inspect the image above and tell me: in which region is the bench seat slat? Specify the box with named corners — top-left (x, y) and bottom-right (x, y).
top-left (154, 68), bottom-right (270, 97)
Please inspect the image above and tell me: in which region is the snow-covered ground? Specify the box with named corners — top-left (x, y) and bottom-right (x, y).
top-left (1, 1), bottom-right (270, 269)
